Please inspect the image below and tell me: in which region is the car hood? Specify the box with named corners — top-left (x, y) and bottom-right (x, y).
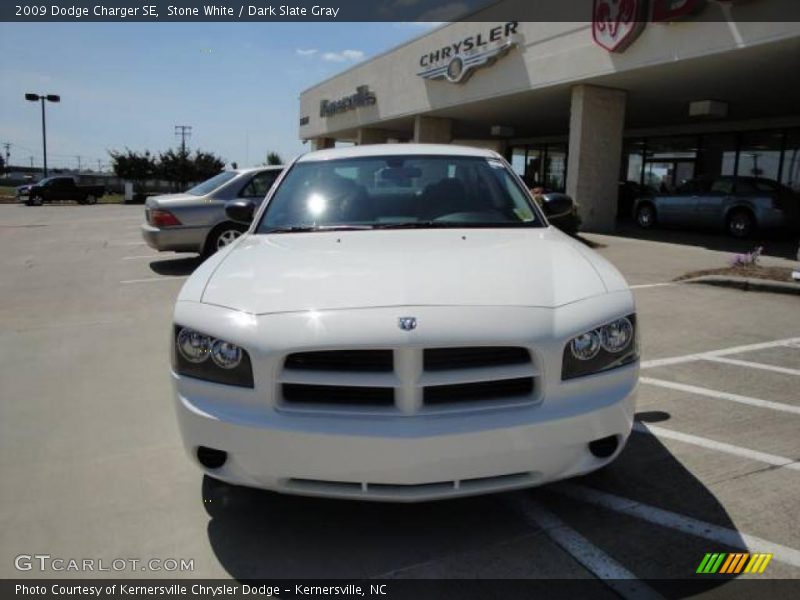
top-left (193, 228), bottom-right (622, 314)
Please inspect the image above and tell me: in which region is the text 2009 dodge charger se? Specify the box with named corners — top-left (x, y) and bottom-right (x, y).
top-left (172, 144), bottom-right (638, 502)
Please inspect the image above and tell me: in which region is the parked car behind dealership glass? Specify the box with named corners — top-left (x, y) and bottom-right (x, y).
top-left (171, 144), bottom-right (639, 502)
top-left (17, 176), bottom-right (105, 206)
top-left (141, 166), bottom-right (283, 256)
top-left (632, 176), bottom-right (799, 238)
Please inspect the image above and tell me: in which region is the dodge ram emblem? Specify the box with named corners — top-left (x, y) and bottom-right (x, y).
top-left (398, 317), bottom-right (417, 331)
top-left (592, 0), bottom-right (647, 53)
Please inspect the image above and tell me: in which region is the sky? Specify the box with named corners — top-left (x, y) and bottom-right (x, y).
top-left (0, 22), bottom-right (437, 172)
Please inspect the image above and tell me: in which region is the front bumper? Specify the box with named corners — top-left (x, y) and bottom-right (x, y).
top-left (172, 296), bottom-right (638, 502)
top-left (141, 223), bottom-right (207, 253)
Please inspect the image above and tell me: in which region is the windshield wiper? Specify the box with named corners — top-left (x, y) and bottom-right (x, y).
top-left (372, 221), bottom-right (529, 230)
top-left (263, 224), bottom-right (374, 234)
top-left (371, 221), bottom-right (459, 229)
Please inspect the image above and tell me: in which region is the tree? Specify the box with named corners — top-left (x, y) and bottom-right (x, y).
top-left (265, 151), bottom-right (283, 166)
top-left (157, 147), bottom-right (190, 191)
top-left (193, 150), bottom-right (226, 181)
top-left (157, 148), bottom-right (225, 191)
top-left (108, 149), bottom-right (156, 191)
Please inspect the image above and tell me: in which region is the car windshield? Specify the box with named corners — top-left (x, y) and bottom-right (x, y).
top-left (185, 171), bottom-right (238, 196)
top-left (256, 155), bottom-right (542, 233)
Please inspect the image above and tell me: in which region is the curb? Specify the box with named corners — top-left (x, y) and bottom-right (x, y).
top-left (681, 275), bottom-right (800, 296)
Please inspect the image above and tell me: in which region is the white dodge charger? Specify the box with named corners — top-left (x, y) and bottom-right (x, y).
top-left (172, 144), bottom-right (638, 502)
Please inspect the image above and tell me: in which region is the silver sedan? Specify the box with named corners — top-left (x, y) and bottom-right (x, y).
top-left (141, 167), bottom-right (283, 256)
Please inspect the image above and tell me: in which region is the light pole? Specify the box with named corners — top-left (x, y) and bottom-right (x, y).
top-left (25, 93), bottom-right (60, 177)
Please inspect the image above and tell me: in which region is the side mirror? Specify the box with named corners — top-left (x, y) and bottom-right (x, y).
top-left (225, 200), bottom-right (256, 224)
top-left (541, 193), bottom-right (574, 220)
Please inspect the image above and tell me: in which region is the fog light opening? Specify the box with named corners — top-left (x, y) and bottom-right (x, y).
top-left (197, 446), bottom-right (227, 469)
top-left (589, 435), bottom-right (619, 459)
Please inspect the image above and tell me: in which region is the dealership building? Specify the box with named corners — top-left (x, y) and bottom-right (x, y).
top-left (298, 0), bottom-right (800, 231)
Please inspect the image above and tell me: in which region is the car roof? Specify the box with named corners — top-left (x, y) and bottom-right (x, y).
top-left (233, 166), bottom-right (284, 174)
top-left (297, 143), bottom-right (502, 163)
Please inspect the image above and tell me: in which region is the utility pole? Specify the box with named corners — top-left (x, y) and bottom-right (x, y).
top-left (76, 155), bottom-right (82, 173)
top-left (29, 156), bottom-right (34, 168)
top-left (175, 125), bottom-right (192, 154)
top-left (97, 159), bottom-right (102, 172)
top-left (2, 143), bottom-right (9, 174)
top-left (174, 125), bottom-right (192, 190)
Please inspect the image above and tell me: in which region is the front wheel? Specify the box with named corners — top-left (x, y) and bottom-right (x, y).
top-left (85, 194), bottom-right (98, 205)
top-left (31, 195), bottom-right (44, 206)
top-left (635, 203), bottom-right (657, 229)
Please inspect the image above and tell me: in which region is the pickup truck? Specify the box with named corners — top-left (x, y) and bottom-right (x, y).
top-left (17, 176), bottom-right (105, 206)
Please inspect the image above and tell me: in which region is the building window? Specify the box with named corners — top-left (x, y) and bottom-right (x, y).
top-left (737, 130), bottom-right (784, 182)
top-left (510, 147), bottom-right (526, 178)
top-left (781, 129), bottom-right (800, 192)
top-left (623, 139), bottom-right (646, 185)
top-left (508, 144), bottom-right (568, 192)
top-left (696, 133), bottom-right (737, 179)
top-left (524, 148), bottom-right (543, 188)
top-left (544, 144), bottom-right (567, 191)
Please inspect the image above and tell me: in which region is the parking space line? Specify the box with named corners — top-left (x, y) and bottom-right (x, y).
top-left (633, 423), bottom-right (800, 472)
top-left (120, 276), bottom-right (188, 284)
top-left (641, 337), bottom-right (800, 369)
top-left (551, 483), bottom-right (800, 568)
top-left (701, 356), bottom-right (800, 377)
top-left (122, 255), bottom-right (159, 260)
top-left (514, 497), bottom-right (664, 600)
top-left (640, 377), bottom-right (800, 415)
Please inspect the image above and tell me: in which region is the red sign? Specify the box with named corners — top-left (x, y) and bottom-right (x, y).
top-left (592, 0), bottom-right (649, 53)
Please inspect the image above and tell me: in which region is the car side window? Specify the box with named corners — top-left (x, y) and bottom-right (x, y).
top-left (710, 179), bottom-right (734, 194)
top-left (735, 180), bottom-right (758, 195)
top-left (240, 171), bottom-right (280, 199)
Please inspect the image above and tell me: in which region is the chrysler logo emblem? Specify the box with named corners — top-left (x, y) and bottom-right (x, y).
top-left (398, 317), bottom-right (417, 331)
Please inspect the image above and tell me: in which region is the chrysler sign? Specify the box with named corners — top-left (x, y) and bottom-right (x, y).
top-left (417, 22), bottom-right (520, 84)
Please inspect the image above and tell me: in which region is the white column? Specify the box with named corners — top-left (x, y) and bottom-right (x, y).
top-left (356, 128), bottom-right (389, 145)
top-left (310, 137), bottom-right (336, 151)
top-left (413, 116), bottom-right (453, 144)
top-left (566, 85), bottom-right (627, 232)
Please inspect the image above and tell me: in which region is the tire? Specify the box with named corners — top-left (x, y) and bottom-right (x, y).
top-left (204, 223), bottom-right (247, 257)
top-left (726, 209), bottom-right (755, 239)
top-left (31, 195), bottom-right (44, 207)
top-left (85, 194), bottom-right (98, 205)
top-left (635, 203), bottom-right (657, 229)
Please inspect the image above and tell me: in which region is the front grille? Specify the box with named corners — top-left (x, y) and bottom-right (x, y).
top-left (424, 377), bottom-right (535, 405)
top-left (285, 350), bottom-right (393, 372)
top-left (424, 347), bottom-right (531, 371)
top-left (278, 346), bottom-right (538, 411)
top-left (282, 383), bottom-right (394, 406)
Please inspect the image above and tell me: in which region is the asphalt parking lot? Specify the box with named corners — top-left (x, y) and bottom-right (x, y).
top-left (1, 204), bottom-right (798, 595)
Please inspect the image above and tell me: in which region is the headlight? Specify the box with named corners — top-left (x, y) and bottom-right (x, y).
top-left (173, 326), bottom-right (254, 388)
top-left (562, 315), bottom-right (638, 380)
top-left (177, 329), bottom-right (212, 363)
